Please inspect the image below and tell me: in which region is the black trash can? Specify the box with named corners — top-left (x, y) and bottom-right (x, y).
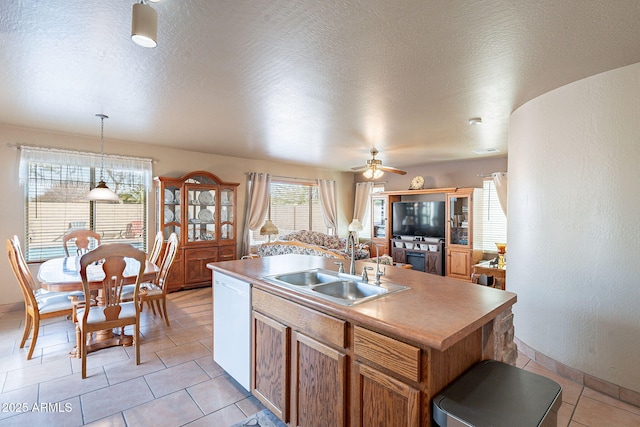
top-left (432, 360), bottom-right (562, 427)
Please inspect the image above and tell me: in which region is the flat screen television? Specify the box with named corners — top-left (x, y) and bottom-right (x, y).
top-left (392, 201), bottom-right (446, 238)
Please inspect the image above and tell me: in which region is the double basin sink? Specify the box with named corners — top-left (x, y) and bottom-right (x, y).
top-left (262, 268), bottom-right (409, 306)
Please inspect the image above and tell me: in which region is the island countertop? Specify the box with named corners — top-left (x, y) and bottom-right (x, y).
top-left (207, 254), bottom-right (517, 351)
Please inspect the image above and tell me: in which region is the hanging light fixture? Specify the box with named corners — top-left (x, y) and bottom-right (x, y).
top-left (87, 114), bottom-right (121, 202)
top-left (363, 166), bottom-right (384, 180)
top-left (131, 0), bottom-right (158, 48)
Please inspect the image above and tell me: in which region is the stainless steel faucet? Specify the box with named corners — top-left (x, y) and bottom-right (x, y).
top-left (361, 240), bottom-right (385, 285)
top-left (346, 233), bottom-right (357, 275)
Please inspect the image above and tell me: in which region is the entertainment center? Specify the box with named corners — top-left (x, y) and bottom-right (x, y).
top-left (370, 187), bottom-right (483, 280)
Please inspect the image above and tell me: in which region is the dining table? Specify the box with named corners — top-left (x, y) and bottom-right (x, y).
top-left (37, 255), bottom-right (160, 357)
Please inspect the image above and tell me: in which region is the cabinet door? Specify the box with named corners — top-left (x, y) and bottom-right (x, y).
top-left (447, 248), bottom-right (471, 279)
top-left (355, 363), bottom-right (420, 427)
top-left (391, 247), bottom-right (406, 263)
top-left (292, 332), bottom-right (347, 427)
top-left (165, 248), bottom-right (184, 292)
top-left (446, 193), bottom-right (471, 247)
top-left (184, 247), bottom-right (218, 284)
top-left (253, 311), bottom-right (290, 422)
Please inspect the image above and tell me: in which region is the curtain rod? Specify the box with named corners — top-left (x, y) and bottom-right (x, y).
top-left (245, 172), bottom-right (330, 183)
top-left (12, 143), bottom-right (156, 163)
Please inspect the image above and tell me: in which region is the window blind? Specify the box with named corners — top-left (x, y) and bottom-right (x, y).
top-left (20, 147), bottom-right (152, 262)
top-left (250, 180), bottom-right (327, 243)
top-left (477, 178), bottom-right (508, 252)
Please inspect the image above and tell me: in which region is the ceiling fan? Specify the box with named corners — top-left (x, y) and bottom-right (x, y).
top-left (351, 148), bottom-right (407, 179)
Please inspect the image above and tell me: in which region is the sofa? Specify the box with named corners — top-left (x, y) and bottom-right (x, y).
top-left (255, 230), bottom-right (370, 259)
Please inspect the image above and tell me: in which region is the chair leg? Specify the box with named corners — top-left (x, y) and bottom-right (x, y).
top-left (27, 315), bottom-right (39, 360)
top-left (81, 329), bottom-right (87, 379)
top-left (20, 312), bottom-right (32, 349)
top-left (149, 299), bottom-right (157, 316)
top-left (161, 298), bottom-right (170, 327)
top-left (134, 321), bottom-right (140, 366)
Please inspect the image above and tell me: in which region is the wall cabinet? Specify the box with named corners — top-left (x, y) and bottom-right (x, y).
top-left (155, 171), bottom-right (239, 292)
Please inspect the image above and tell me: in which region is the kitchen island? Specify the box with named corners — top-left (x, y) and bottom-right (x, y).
top-left (208, 254), bottom-right (517, 427)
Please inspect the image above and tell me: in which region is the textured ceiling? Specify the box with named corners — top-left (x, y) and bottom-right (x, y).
top-left (1, 1), bottom-right (640, 171)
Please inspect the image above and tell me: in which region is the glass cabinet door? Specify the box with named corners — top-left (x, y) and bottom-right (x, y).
top-left (186, 186), bottom-right (216, 243)
top-left (220, 188), bottom-right (235, 241)
top-left (162, 184), bottom-right (181, 241)
top-left (448, 195), bottom-right (470, 245)
top-left (372, 196), bottom-right (387, 239)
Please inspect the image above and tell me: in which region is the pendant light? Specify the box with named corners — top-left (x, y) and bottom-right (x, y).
top-left (87, 114), bottom-right (121, 202)
top-left (131, 0), bottom-right (158, 48)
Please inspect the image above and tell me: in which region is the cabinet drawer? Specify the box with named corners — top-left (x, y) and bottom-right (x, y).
top-left (219, 245), bottom-right (236, 261)
top-left (253, 288), bottom-right (346, 349)
top-left (354, 326), bottom-right (420, 382)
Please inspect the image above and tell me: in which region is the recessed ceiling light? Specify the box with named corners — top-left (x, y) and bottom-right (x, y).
top-left (469, 117), bottom-right (482, 125)
top-left (473, 148), bottom-right (500, 155)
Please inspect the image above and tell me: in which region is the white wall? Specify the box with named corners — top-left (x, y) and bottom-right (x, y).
top-left (0, 125), bottom-right (354, 305)
top-left (509, 62), bottom-right (640, 392)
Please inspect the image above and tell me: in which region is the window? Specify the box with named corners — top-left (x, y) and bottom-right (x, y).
top-left (360, 184), bottom-right (385, 238)
top-left (478, 178), bottom-right (507, 252)
top-left (19, 146), bottom-right (152, 262)
top-left (251, 180), bottom-right (326, 243)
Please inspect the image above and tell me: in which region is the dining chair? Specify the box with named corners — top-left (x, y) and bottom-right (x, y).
top-left (148, 231), bottom-right (164, 265)
top-left (63, 229), bottom-right (101, 256)
top-left (139, 232), bottom-right (178, 326)
top-left (78, 243), bottom-right (146, 378)
top-left (6, 236), bottom-right (75, 360)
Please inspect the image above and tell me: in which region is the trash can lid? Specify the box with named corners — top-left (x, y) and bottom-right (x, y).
top-left (433, 360), bottom-right (562, 427)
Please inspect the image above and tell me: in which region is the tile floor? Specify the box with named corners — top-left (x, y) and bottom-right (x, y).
top-left (0, 288), bottom-right (638, 426)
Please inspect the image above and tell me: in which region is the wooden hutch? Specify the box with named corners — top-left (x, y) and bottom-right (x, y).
top-left (155, 171), bottom-right (239, 292)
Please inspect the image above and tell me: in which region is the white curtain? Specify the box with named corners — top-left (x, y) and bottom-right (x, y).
top-left (19, 145), bottom-right (153, 189)
top-left (492, 172), bottom-right (508, 217)
top-left (317, 179), bottom-right (338, 234)
top-left (241, 172), bottom-right (271, 256)
top-left (353, 182), bottom-right (373, 224)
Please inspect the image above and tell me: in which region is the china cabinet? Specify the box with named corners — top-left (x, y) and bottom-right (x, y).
top-left (155, 171), bottom-right (239, 292)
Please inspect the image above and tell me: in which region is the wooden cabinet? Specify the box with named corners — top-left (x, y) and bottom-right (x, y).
top-left (445, 189), bottom-right (483, 280)
top-left (292, 332), bottom-right (347, 427)
top-left (155, 171), bottom-right (239, 291)
top-left (253, 311), bottom-right (290, 421)
top-left (252, 288), bottom-right (347, 426)
top-left (353, 326), bottom-right (420, 427)
top-left (370, 194), bottom-right (400, 255)
top-left (390, 239), bottom-right (444, 276)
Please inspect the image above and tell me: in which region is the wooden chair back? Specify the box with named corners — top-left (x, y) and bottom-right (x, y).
top-left (63, 229), bottom-right (101, 256)
top-left (6, 236), bottom-right (38, 314)
top-left (7, 235), bottom-right (74, 359)
top-left (78, 243), bottom-right (146, 378)
top-left (79, 243), bottom-right (146, 315)
top-left (155, 233), bottom-right (179, 293)
top-left (148, 231), bottom-right (164, 265)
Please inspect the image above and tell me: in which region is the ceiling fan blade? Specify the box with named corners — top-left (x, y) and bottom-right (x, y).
top-left (380, 166), bottom-right (407, 175)
top-left (351, 166), bottom-right (368, 171)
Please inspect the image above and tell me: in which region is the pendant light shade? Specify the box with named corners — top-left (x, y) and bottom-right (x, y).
top-left (131, 1), bottom-right (158, 48)
top-left (87, 114), bottom-right (121, 203)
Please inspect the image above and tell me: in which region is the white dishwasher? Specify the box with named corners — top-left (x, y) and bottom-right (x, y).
top-left (213, 272), bottom-right (251, 391)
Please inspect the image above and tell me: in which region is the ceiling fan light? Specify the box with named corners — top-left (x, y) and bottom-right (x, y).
top-left (131, 2), bottom-right (158, 48)
top-left (363, 168), bottom-right (384, 180)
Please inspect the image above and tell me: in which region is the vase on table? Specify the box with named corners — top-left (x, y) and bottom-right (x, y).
top-left (495, 243), bottom-right (506, 268)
